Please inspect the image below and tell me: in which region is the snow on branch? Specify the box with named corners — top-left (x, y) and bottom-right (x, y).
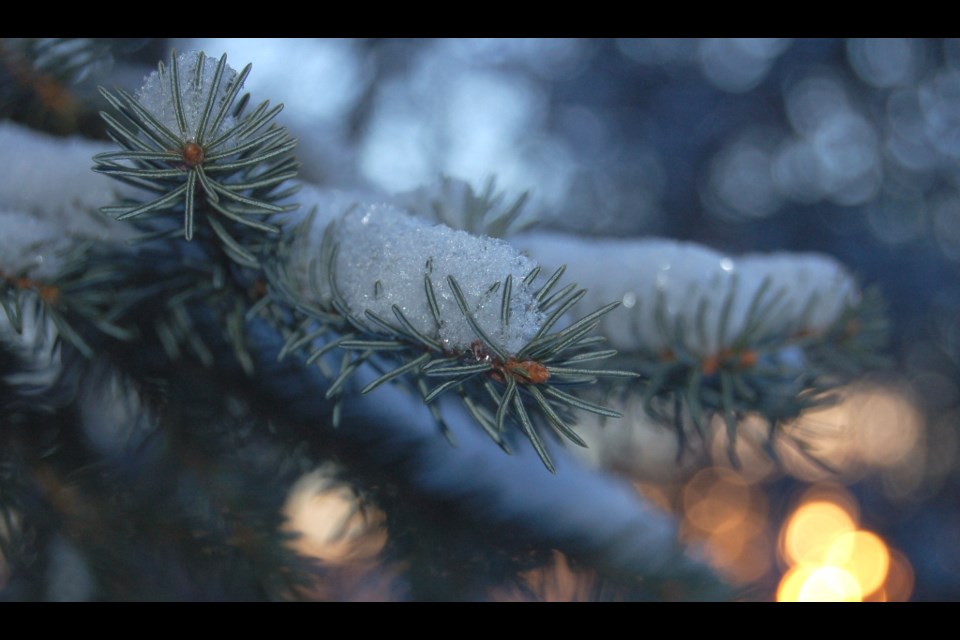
top-left (274, 185), bottom-right (634, 472)
top-left (0, 122), bottom-right (133, 274)
top-left (287, 187), bottom-right (546, 355)
top-left (514, 231), bottom-right (881, 464)
top-left (517, 232), bottom-right (860, 359)
top-left (328, 202), bottom-right (544, 356)
top-left (94, 50), bottom-right (297, 254)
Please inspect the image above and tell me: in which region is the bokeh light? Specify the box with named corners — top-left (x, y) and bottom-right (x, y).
top-left (880, 549), bottom-right (916, 602)
top-left (771, 381), bottom-right (926, 487)
top-left (683, 467), bottom-right (752, 533)
top-left (283, 468), bottom-right (387, 565)
top-left (679, 467), bottom-right (775, 585)
top-left (705, 128), bottom-right (784, 222)
top-left (789, 565), bottom-right (863, 602)
top-left (776, 487), bottom-right (912, 602)
top-left (781, 499), bottom-right (858, 567)
top-left (491, 551), bottom-right (598, 602)
top-left (847, 38), bottom-right (921, 89)
top-left (354, 39), bottom-right (579, 215)
top-left (698, 38), bottom-right (791, 93)
top-left (616, 38), bottom-right (699, 68)
top-left (825, 530), bottom-right (890, 595)
top-left (181, 38), bottom-right (368, 124)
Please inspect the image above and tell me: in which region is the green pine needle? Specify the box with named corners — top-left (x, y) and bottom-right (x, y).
top-left (95, 51), bottom-right (298, 266)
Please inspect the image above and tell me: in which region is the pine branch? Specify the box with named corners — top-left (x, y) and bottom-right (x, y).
top-left (516, 232), bottom-right (892, 465)
top-left (93, 51), bottom-right (297, 261)
top-left (3, 45), bottom-right (899, 601)
top-left (267, 199), bottom-right (637, 471)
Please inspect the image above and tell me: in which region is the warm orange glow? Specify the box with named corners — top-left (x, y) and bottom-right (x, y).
top-left (701, 520), bottom-right (774, 584)
top-left (283, 471), bottom-right (387, 565)
top-left (799, 485), bottom-right (862, 523)
top-left (797, 566), bottom-right (863, 602)
top-left (683, 467), bottom-right (752, 533)
top-left (778, 565), bottom-right (863, 602)
top-left (776, 407), bottom-right (853, 482)
top-left (825, 530), bottom-right (890, 596)
top-left (679, 467), bottom-right (773, 584)
top-left (511, 551), bottom-right (597, 602)
top-left (632, 481), bottom-right (676, 514)
top-left (882, 549), bottom-right (915, 602)
top-left (776, 487), bottom-right (911, 603)
top-left (775, 382), bottom-right (926, 484)
top-left (782, 500), bottom-right (857, 566)
top-left (777, 565), bottom-right (815, 601)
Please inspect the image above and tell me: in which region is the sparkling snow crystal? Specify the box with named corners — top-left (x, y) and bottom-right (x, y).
top-left (327, 202), bottom-right (545, 355)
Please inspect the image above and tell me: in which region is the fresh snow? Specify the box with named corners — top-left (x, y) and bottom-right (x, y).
top-left (516, 232), bottom-right (859, 357)
top-left (136, 51), bottom-right (240, 144)
top-left (288, 187), bottom-right (546, 356)
top-left (0, 122), bottom-right (134, 278)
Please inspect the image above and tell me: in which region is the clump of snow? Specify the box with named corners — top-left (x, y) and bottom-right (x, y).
top-left (0, 122), bottom-right (134, 243)
top-left (516, 232), bottom-right (859, 357)
top-left (0, 123), bottom-right (134, 279)
top-left (136, 51), bottom-right (240, 143)
top-left (282, 183), bottom-right (383, 299)
top-left (289, 188), bottom-right (546, 355)
top-left (333, 203), bottom-right (545, 355)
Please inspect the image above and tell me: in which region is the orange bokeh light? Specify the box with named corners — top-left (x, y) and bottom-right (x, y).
top-left (777, 565), bottom-right (813, 601)
top-left (781, 499), bottom-right (857, 567)
top-left (683, 467), bottom-right (753, 534)
top-left (679, 467), bottom-right (774, 584)
top-left (776, 488), bottom-right (912, 602)
top-left (825, 530), bottom-right (890, 597)
top-left (882, 549), bottom-right (915, 602)
top-left (798, 566), bottom-right (863, 602)
top-left (778, 562), bottom-right (863, 602)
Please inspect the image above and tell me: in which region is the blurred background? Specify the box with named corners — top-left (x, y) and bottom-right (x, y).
top-left (3, 38), bottom-right (959, 601)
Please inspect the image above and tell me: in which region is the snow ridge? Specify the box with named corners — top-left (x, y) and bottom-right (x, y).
top-left (516, 232), bottom-right (859, 357)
